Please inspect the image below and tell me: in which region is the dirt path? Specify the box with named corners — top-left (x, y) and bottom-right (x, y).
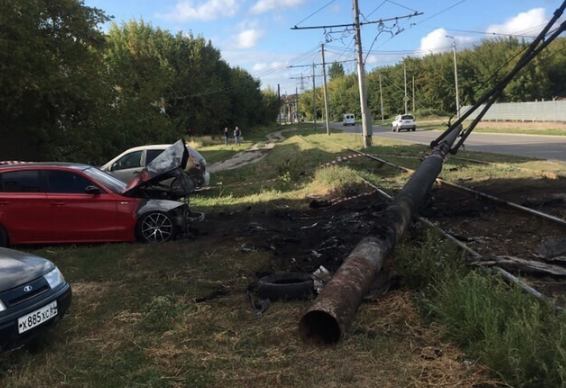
top-left (207, 129), bottom-right (288, 173)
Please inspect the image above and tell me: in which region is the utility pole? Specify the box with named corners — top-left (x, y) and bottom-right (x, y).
top-left (277, 84), bottom-right (281, 126)
top-left (321, 44), bottom-right (331, 135)
top-left (403, 62), bottom-right (408, 114)
top-left (296, 87), bottom-right (299, 123)
top-left (412, 76), bottom-right (415, 113)
top-left (312, 63), bottom-right (317, 129)
top-left (379, 72), bottom-right (384, 123)
top-left (291, 7), bottom-right (423, 139)
top-left (446, 35), bottom-right (461, 118)
top-left (353, 0), bottom-right (372, 147)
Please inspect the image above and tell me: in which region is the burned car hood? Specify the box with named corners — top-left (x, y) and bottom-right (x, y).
top-left (0, 247), bottom-right (55, 292)
top-left (122, 139), bottom-right (195, 197)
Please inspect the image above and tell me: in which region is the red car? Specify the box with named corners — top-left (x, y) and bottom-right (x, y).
top-left (0, 140), bottom-right (203, 246)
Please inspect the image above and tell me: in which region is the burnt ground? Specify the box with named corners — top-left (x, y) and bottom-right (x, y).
top-left (196, 191), bottom-right (389, 276)
top-left (194, 176), bottom-right (566, 302)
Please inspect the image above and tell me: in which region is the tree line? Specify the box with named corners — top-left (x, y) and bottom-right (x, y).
top-left (0, 0), bottom-right (279, 163)
top-left (299, 36), bottom-right (566, 122)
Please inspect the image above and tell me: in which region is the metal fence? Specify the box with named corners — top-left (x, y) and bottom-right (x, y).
top-left (461, 100), bottom-right (566, 122)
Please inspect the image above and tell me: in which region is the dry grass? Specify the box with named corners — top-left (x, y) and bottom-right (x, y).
top-left (0, 241), bottom-right (501, 388)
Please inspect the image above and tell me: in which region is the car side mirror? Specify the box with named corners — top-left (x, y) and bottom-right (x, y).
top-left (85, 186), bottom-right (102, 195)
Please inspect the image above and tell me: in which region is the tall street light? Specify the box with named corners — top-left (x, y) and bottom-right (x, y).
top-left (446, 35), bottom-right (460, 118)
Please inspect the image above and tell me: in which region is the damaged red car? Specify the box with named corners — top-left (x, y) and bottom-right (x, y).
top-left (0, 140), bottom-right (203, 246)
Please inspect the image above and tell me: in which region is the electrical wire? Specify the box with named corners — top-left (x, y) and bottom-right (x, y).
top-left (175, 45), bottom-right (321, 100)
top-left (366, 1), bottom-right (388, 19)
top-left (386, 0), bottom-right (418, 13)
top-left (294, 0), bottom-right (336, 27)
top-left (414, 0), bottom-right (467, 26)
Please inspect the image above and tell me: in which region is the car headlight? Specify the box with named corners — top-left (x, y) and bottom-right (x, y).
top-left (0, 299), bottom-right (6, 312)
top-left (44, 267), bottom-right (65, 289)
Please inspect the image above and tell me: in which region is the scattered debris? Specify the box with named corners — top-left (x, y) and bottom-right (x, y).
top-left (194, 284), bottom-right (231, 303)
top-left (475, 255), bottom-right (566, 277)
top-left (536, 238), bottom-right (566, 260)
top-left (247, 291), bottom-right (270, 315)
top-left (255, 273), bottom-right (314, 301)
top-left (311, 266), bottom-right (332, 294)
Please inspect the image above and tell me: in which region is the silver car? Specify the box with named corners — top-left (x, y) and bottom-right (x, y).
top-left (101, 143), bottom-right (210, 192)
top-left (392, 114), bottom-right (416, 132)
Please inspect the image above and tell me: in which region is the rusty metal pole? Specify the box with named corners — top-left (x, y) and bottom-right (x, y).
top-left (299, 126), bottom-right (463, 345)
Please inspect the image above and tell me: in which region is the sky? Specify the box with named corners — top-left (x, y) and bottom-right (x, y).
top-left (83, 0), bottom-right (565, 95)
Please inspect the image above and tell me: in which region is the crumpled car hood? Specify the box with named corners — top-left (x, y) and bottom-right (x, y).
top-left (122, 139), bottom-right (195, 197)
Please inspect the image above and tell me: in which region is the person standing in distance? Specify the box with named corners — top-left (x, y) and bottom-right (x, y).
top-left (234, 126), bottom-right (241, 146)
top-left (224, 127), bottom-right (230, 146)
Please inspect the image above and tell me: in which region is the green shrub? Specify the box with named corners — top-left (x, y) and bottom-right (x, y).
top-left (395, 229), bottom-right (566, 388)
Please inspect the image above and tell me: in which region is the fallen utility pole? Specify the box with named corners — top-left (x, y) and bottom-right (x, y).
top-left (299, 126), bottom-right (462, 345)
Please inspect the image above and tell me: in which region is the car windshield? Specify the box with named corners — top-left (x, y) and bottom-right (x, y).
top-left (401, 115), bottom-right (414, 120)
top-left (83, 167), bottom-right (127, 193)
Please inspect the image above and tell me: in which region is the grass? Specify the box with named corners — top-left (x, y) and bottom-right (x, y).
top-left (395, 229), bottom-right (566, 388)
top-left (3, 124), bottom-right (566, 387)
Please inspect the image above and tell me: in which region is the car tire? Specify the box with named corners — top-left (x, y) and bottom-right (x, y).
top-left (0, 224), bottom-right (8, 247)
top-left (256, 273), bottom-right (314, 301)
top-left (136, 212), bottom-right (178, 243)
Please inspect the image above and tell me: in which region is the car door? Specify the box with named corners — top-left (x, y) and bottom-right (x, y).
top-left (0, 170), bottom-right (51, 244)
top-left (45, 169), bottom-right (119, 243)
top-left (108, 150), bottom-right (144, 183)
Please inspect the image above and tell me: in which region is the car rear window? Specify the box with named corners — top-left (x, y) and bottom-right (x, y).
top-left (146, 149), bottom-right (165, 165)
top-left (0, 170), bottom-right (42, 192)
top-left (401, 115), bottom-right (414, 120)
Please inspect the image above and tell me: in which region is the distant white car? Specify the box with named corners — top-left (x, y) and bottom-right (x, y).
top-left (392, 114), bottom-right (416, 132)
top-left (101, 143), bottom-right (210, 190)
top-left (342, 114), bottom-right (355, 126)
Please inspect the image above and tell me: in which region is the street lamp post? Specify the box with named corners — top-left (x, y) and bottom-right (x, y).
top-left (446, 35), bottom-right (460, 118)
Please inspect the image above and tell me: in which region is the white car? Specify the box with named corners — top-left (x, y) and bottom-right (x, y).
top-left (342, 114), bottom-right (355, 126)
top-left (391, 114), bottom-right (416, 132)
top-left (101, 142), bottom-right (210, 190)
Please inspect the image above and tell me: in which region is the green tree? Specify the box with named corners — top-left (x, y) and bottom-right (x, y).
top-left (0, 0), bottom-right (111, 161)
top-left (328, 62), bottom-right (345, 80)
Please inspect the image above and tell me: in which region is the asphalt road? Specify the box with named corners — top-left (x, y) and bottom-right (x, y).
top-left (330, 122), bottom-right (566, 162)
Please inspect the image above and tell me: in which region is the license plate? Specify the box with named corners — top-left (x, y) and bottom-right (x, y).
top-left (18, 301), bottom-right (58, 334)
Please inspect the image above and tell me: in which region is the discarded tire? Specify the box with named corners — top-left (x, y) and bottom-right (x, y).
top-left (256, 273), bottom-right (314, 301)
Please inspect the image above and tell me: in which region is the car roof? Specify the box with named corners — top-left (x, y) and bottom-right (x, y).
top-left (0, 162), bottom-right (91, 171)
top-left (121, 144), bottom-right (172, 152)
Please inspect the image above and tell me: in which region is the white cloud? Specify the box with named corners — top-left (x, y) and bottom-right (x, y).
top-left (416, 28), bottom-right (474, 56)
top-left (252, 61), bottom-right (285, 71)
top-left (250, 0), bottom-right (306, 15)
top-left (486, 8), bottom-right (547, 36)
top-left (419, 28), bottom-right (453, 55)
top-left (157, 0), bottom-right (240, 22)
top-left (232, 20), bottom-right (265, 48)
top-left (237, 28), bottom-right (264, 48)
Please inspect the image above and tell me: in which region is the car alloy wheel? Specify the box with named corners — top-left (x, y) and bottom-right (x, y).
top-left (137, 212), bottom-right (177, 243)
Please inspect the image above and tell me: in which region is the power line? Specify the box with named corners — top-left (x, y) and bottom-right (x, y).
top-left (294, 0), bottom-right (336, 27)
top-left (366, 1), bottom-right (388, 19)
top-left (174, 45), bottom-right (321, 100)
top-left (414, 0), bottom-right (467, 26)
top-left (386, 0), bottom-right (418, 13)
